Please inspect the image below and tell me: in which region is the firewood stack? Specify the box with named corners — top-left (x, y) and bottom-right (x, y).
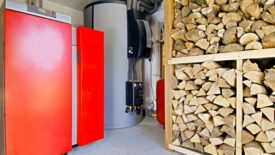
top-left (242, 60), bottom-right (275, 154)
top-left (172, 0), bottom-right (275, 58)
top-left (171, 61), bottom-right (237, 155)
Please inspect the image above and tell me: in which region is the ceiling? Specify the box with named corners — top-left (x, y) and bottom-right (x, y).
top-left (47, 0), bottom-right (99, 11)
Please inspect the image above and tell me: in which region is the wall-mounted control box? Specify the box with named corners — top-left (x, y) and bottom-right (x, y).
top-left (126, 81), bottom-right (143, 107)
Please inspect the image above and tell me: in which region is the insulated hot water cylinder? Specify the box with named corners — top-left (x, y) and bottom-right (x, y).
top-left (84, 1), bottom-right (143, 129)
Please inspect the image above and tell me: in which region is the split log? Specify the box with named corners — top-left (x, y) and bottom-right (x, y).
top-left (261, 118), bottom-right (275, 131)
top-left (257, 94), bottom-right (273, 108)
top-left (246, 123), bottom-right (262, 135)
top-left (251, 112), bottom-right (263, 126)
top-left (242, 130), bottom-right (255, 144)
top-left (213, 116), bottom-right (225, 126)
top-left (204, 144), bottom-right (218, 155)
top-left (224, 136), bottom-right (236, 147)
top-left (190, 133), bottom-right (201, 143)
top-left (243, 71), bottom-right (264, 84)
top-left (213, 95), bottom-right (230, 107)
top-left (210, 137), bottom-right (224, 145)
top-left (243, 115), bottom-right (255, 127)
top-left (255, 131), bottom-right (269, 143)
top-left (242, 102), bottom-right (256, 115)
top-left (266, 129), bottom-right (275, 142)
top-left (222, 69), bottom-right (236, 87)
top-left (261, 107), bottom-right (274, 123)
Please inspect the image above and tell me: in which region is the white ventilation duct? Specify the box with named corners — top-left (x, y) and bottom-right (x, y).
top-left (27, 0), bottom-right (42, 7)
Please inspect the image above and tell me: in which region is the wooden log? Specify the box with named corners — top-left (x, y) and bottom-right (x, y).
top-left (243, 80), bottom-right (252, 88)
top-left (173, 90), bottom-right (187, 100)
top-left (246, 123), bottom-right (262, 135)
top-left (195, 105), bottom-right (207, 114)
top-left (183, 66), bottom-right (194, 79)
top-left (204, 144), bottom-right (218, 155)
top-left (181, 131), bottom-right (188, 143)
top-left (242, 130), bottom-right (255, 144)
top-left (242, 102), bottom-right (256, 115)
top-left (244, 87), bottom-right (252, 97)
top-left (197, 88), bottom-right (206, 96)
top-left (250, 84), bottom-right (267, 95)
top-left (175, 103), bottom-right (183, 115)
top-left (172, 100), bottom-right (179, 110)
top-left (172, 137), bottom-right (181, 146)
top-left (211, 126), bottom-right (224, 138)
top-left (213, 116), bottom-right (225, 126)
top-left (251, 112), bottom-right (263, 126)
top-left (195, 143), bottom-right (204, 153)
top-left (202, 82), bottom-right (213, 91)
top-left (190, 133), bottom-right (201, 143)
top-left (184, 105), bottom-right (196, 114)
top-left (172, 76), bottom-right (179, 89)
top-left (210, 137), bottom-right (224, 145)
top-left (193, 64), bottom-right (203, 75)
top-left (261, 143), bottom-right (275, 153)
top-left (221, 144), bottom-right (235, 155)
top-left (181, 140), bottom-right (195, 149)
top-left (194, 79), bottom-right (206, 86)
top-left (266, 129), bottom-right (275, 142)
top-left (206, 95), bottom-right (217, 102)
top-left (208, 83), bottom-right (221, 95)
top-left (243, 115), bottom-right (255, 127)
top-left (243, 71), bottom-right (265, 84)
top-left (224, 115), bottom-right (236, 129)
top-left (206, 68), bottom-right (228, 77)
top-left (255, 131), bottom-right (269, 143)
top-left (202, 61), bottom-right (221, 70)
top-left (177, 81), bottom-right (187, 89)
top-left (221, 125), bottom-right (236, 138)
top-left (261, 118), bottom-right (275, 132)
top-left (209, 110), bottom-right (219, 117)
top-left (257, 94), bottom-right (274, 108)
top-left (217, 77), bottom-right (231, 88)
top-left (261, 107), bottom-right (275, 123)
top-left (264, 68), bottom-right (275, 91)
top-left (185, 81), bottom-right (199, 90)
top-left (187, 114), bottom-right (198, 122)
top-left (175, 70), bottom-right (190, 80)
top-left (244, 97), bottom-right (257, 107)
top-left (201, 137), bottom-right (210, 146)
top-left (227, 97), bottom-right (236, 108)
top-left (222, 69), bottom-right (236, 87)
top-left (200, 128), bottom-right (211, 139)
top-left (213, 95), bottom-right (230, 107)
top-left (242, 60), bottom-right (260, 73)
top-left (224, 136), bottom-right (236, 147)
top-left (184, 130), bottom-right (195, 139)
top-left (244, 142), bottom-right (264, 155)
top-left (222, 89), bottom-right (235, 98)
top-left (218, 107), bottom-right (234, 117)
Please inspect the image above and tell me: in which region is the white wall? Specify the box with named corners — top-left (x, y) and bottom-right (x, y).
top-left (143, 2), bottom-right (164, 111)
top-left (0, 0), bottom-right (83, 26)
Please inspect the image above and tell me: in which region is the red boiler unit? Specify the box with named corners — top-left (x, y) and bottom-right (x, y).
top-left (76, 27), bottom-right (104, 146)
top-left (0, 1), bottom-right (72, 155)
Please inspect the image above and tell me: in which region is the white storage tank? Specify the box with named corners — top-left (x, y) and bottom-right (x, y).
top-left (84, 1), bottom-right (143, 129)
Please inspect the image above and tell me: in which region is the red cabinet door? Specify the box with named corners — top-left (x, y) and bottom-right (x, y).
top-left (4, 10), bottom-right (72, 155)
top-left (77, 27), bottom-right (104, 146)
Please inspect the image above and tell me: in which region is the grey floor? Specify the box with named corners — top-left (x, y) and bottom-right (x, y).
top-left (69, 117), bottom-right (181, 155)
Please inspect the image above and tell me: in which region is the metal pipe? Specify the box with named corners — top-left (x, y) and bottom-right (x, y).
top-left (27, 0), bottom-right (43, 8)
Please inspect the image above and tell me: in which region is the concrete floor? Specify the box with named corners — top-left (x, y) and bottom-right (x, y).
top-left (69, 117), bottom-right (181, 155)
